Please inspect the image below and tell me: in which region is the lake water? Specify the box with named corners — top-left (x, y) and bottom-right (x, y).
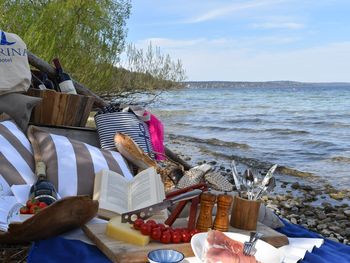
top-left (148, 85), bottom-right (350, 189)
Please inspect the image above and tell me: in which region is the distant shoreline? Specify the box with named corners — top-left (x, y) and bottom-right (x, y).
top-left (183, 80), bottom-right (350, 89)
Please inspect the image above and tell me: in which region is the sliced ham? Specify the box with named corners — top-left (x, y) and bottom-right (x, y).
top-left (204, 230), bottom-right (258, 263)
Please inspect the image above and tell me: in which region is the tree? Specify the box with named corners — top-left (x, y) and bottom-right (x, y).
top-left (0, 0), bottom-right (131, 92)
top-left (119, 43), bottom-right (186, 88)
top-left (0, 1), bottom-right (186, 96)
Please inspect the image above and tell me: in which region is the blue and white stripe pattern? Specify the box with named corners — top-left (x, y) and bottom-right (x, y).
top-left (95, 112), bottom-right (154, 158)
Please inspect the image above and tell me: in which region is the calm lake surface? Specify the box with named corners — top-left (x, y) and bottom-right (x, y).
top-left (149, 85), bottom-right (350, 189)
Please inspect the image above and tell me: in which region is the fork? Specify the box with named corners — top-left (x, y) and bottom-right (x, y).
top-left (243, 232), bottom-right (263, 256)
top-left (243, 232), bottom-right (256, 256)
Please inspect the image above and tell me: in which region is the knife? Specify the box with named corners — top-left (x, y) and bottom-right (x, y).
top-left (121, 189), bottom-right (203, 223)
top-left (231, 160), bottom-right (242, 194)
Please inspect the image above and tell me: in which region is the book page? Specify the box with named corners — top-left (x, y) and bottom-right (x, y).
top-left (129, 167), bottom-right (159, 211)
top-left (98, 170), bottom-right (128, 214)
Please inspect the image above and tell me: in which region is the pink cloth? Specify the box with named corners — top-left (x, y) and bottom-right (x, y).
top-left (145, 112), bottom-right (165, 161)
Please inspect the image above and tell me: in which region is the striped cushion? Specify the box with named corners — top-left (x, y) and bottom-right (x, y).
top-left (30, 127), bottom-right (133, 198)
top-left (0, 116), bottom-right (36, 186)
top-left (95, 112), bottom-right (154, 158)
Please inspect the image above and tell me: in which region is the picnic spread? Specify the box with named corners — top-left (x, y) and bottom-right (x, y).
top-left (1, 30), bottom-right (350, 263)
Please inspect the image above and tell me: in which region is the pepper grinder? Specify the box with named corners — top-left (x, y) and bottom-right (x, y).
top-left (196, 191), bottom-right (217, 232)
top-left (213, 193), bottom-right (233, 232)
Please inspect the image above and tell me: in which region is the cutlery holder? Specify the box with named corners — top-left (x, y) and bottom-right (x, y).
top-left (230, 196), bottom-right (261, 230)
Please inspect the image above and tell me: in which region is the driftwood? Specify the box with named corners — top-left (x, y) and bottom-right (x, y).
top-left (27, 51), bottom-right (107, 109)
top-left (165, 147), bottom-right (191, 170)
top-left (0, 196), bottom-right (98, 244)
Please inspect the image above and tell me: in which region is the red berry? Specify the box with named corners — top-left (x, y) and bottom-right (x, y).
top-left (38, 202), bottom-right (48, 209)
top-left (20, 206), bottom-right (29, 214)
top-left (29, 205), bottom-right (41, 214)
top-left (26, 199), bottom-right (39, 208)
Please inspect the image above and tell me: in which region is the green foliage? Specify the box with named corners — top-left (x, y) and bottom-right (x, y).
top-left (0, 0), bottom-right (186, 95)
top-left (112, 43), bottom-right (186, 93)
top-left (0, 0), bottom-right (131, 92)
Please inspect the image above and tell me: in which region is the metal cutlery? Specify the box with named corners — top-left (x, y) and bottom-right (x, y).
top-left (243, 232), bottom-right (264, 256)
top-left (254, 176), bottom-right (276, 200)
top-left (231, 160), bottom-right (242, 196)
top-left (121, 189), bottom-right (202, 223)
top-left (261, 164), bottom-right (277, 187)
top-left (230, 160), bottom-right (278, 201)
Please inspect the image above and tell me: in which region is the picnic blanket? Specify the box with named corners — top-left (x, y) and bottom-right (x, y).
top-left (27, 219), bottom-right (350, 263)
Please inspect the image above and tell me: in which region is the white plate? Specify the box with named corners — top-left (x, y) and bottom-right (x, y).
top-left (191, 232), bottom-right (284, 263)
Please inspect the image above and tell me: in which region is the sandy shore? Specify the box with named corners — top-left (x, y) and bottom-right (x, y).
top-left (166, 135), bottom-right (350, 245)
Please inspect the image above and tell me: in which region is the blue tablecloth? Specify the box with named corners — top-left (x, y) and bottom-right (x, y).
top-left (28, 220), bottom-right (350, 263)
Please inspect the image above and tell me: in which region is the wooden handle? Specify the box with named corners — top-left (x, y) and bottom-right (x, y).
top-left (213, 194), bottom-right (233, 232)
top-left (188, 197), bottom-right (199, 230)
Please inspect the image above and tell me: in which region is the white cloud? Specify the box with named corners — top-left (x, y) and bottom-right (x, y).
top-left (251, 22), bottom-right (304, 29)
top-left (182, 0), bottom-right (287, 23)
top-left (136, 38), bottom-right (350, 82)
top-left (136, 38), bottom-right (206, 49)
top-left (186, 42), bottom-right (350, 82)
top-left (135, 36), bottom-right (299, 51)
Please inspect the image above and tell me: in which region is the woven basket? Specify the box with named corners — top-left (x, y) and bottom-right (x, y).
top-left (27, 89), bottom-right (95, 127)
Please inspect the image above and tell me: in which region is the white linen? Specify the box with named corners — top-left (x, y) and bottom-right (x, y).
top-left (279, 237), bottom-right (324, 263)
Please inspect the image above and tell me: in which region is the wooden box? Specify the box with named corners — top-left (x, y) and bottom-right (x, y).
top-left (27, 89), bottom-right (95, 127)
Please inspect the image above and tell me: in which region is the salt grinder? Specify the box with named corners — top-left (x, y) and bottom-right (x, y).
top-left (213, 193), bottom-right (233, 232)
top-left (196, 191), bottom-right (216, 232)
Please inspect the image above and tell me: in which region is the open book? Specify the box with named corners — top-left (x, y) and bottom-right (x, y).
top-left (93, 167), bottom-right (167, 220)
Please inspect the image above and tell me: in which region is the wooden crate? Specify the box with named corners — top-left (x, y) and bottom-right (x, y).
top-left (27, 89), bottom-right (95, 127)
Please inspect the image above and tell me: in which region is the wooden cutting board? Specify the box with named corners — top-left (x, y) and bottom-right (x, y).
top-left (82, 219), bottom-right (288, 263)
top-left (82, 222), bottom-right (194, 263)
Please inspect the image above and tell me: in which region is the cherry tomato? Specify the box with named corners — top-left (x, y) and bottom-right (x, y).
top-left (133, 218), bottom-right (144, 230)
top-left (181, 231), bottom-right (191, 242)
top-left (166, 227), bottom-right (175, 234)
top-left (151, 227), bottom-right (162, 241)
top-left (155, 223), bottom-right (166, 232)
top-left (171, 231), bottom-right (182, 243)
top-left (38, 202), bottom-right (48, 209)
top-left (160, 231), bottom-right (171, 244)
top-left (189, 229), bottom-right (199, 237)
top-left (146, 219), bottom-right (157, 229)
top-left (20, 206), bottom-right (29, 214)
top-left (26, 198), bottom-right (39, 208)
top-left (140, 223), bottom-right (152, 235)
top-left (29, 205), bottom-right (41, 214)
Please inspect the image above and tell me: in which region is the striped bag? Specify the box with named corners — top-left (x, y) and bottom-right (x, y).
top-left (28, 126), bottom-right (133, 198)
top-left (0, 114), bottom-right (36, 186)
top-left (94, 111), bottom-right (154, 158)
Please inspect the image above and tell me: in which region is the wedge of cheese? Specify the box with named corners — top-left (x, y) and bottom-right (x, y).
top-left (106, 216), bottom-right (150, 246)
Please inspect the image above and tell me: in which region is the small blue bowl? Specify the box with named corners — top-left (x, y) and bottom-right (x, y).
top-left (147, 249), bottom-right (184, 263)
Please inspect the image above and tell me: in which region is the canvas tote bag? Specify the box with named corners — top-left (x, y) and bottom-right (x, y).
top-left (0, 30), bottom-right (31, 95)
top-left (95, 108), bottom-right (154, 158)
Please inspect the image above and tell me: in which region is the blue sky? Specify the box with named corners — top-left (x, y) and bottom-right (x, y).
top-left (126, 0), bottom-right (350, 82)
